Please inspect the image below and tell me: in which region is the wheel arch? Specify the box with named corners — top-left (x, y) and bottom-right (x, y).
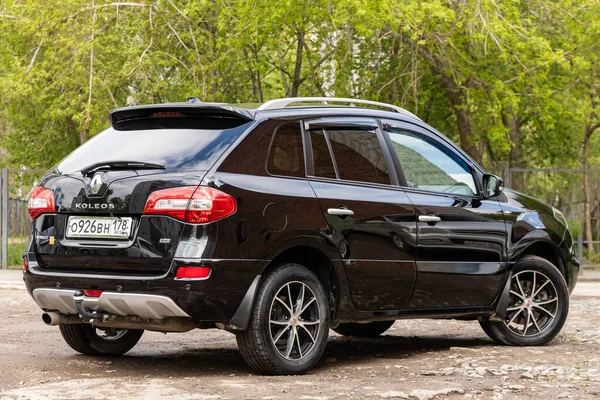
top-left (492, 239), bottom-right (567, 326)
top-left (228, 241), bottom-right (345, 330)
top-left (513, 240), bottom-right (566, 277)
top-left (264, 245), bottom-right (341, 321)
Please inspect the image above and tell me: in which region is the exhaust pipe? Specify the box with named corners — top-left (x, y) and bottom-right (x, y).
top-left (41, 311), bottom-right (199, 332)
top-left (42, 312), bottom-right (81, 326)
top-left (41, 312), bottom-right (55, 325)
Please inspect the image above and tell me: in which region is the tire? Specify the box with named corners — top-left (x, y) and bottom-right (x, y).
top-left (236, 263), bottom-right (330, 375)
top-left (333, 320), bottom-right (395, 337)
top-left (479, 255), bottom-right (569, 346)
top-left (59, 324), bottom-right (144, 356)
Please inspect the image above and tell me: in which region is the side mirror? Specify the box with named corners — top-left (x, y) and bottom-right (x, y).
top-left (482, 174), bottom-right (504, 198)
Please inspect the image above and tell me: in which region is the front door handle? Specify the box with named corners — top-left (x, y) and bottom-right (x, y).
top-left (418, 215), bottom-right (441, 223)
top-left (327, 208), bottom-right (354, 216)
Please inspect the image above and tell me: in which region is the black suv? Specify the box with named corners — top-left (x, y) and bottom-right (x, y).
top-left (24, 97), bottom-right (579, 374)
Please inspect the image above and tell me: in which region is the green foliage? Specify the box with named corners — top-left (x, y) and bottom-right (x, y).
top-left (7, 241), bottom-right (26, 267)
top-left (0, 0), bottom-right (599, 175)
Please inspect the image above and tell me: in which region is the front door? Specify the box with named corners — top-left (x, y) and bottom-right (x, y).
top-left (382, 121), bottom-right (508, 309)
top-left (305, 118), bottom-right (417, 311)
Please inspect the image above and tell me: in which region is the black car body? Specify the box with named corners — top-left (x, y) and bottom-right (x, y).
top-left (23, 97), bottom-right (579, 374)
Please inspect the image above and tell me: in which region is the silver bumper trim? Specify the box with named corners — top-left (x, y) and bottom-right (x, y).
top-left (32, 288), bottom-right (190, 319)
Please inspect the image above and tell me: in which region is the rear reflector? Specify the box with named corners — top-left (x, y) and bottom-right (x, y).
top-left (23, 258), bottom-right (27, 272)
top-left (28, 186), bottom-right (55, 220)
top-left (83, 290), bottom-right (103, 297)
top-left (175, 266), bottom-right (211, 279)
top-left (143, 186), bottom-right (236, 223)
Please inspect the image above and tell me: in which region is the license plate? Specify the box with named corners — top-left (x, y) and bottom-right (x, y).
top-left (66, 216), bottom-right (133, 239)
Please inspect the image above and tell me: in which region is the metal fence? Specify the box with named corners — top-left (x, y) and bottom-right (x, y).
top-left (0, 168), bottom-right (46, 268)
top-left (1, 166), bottom-right (599, 268)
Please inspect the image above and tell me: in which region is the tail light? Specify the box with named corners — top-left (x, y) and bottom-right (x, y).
top-left (175, 266), bottom-right (211, 279)
top-left (83, 289), bottom-right (103, 297)
top-left (143, 186), bottom-right (236, 223)
top-left (28, 186), bottom-right (55, 220)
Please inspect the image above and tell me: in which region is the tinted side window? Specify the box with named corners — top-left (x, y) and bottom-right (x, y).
top-left (326, 129), bottom-right (390, 185)
top-left (267, 122), bottom-right (305, 177)
top-left (310, 130), bottom-right (337, 179)
top-left (387, 129), bottom-right (476, 196)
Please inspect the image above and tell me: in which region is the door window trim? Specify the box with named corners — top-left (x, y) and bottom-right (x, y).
top-left (380, 119), bottom-right (483, 198)
top-left (303, 117), bottom-right (380, 131)
top-left (322, 128), bottom-right (341, 179)
top-left (302, 117), bottom-right (399, 187)
top-left (300, 118), bottom-right (314, 177)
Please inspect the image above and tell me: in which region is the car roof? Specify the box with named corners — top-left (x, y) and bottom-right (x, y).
top-left (109, 101), bottom-right (421, 124)
top-left (108, 98), bottom-right (482, 173)
top-left (109, 97), bottom-right (421, 125)
top-left (252, 106), bottom-right (422, 124)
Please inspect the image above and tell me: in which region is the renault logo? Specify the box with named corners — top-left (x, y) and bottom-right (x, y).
top-left (90, 174), bottom-right (103, 195)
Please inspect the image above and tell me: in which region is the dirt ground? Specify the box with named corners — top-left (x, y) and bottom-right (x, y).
top-left (0, 282), bottom-right (599, 400)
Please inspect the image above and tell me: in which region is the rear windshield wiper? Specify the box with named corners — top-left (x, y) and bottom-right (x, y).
top-left (80, 161), bottom-right (166, 176)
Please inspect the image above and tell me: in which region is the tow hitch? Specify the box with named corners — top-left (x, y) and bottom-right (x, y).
top-left (73, 290), bottom-right (109, 322)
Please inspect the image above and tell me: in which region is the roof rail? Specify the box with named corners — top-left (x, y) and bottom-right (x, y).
top-left (257, 97), bottom-right (420, 120)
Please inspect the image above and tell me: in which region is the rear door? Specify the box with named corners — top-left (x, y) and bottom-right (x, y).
top-left (305, 117), bottom-right (417, 311)
top-left (381, 120), bottom-right (508, 309)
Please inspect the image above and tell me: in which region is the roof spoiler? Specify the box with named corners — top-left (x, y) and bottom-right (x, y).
top-left (109, 103), bottom-right (254, 130)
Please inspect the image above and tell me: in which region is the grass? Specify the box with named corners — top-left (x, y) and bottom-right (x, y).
top-left (7, 241), bottom-right (27, 267)
top-left (583, 248), bottom-right (600, 265)
top-left (567, 219), bottom-right (600, 264)
top-left (568, 219), bottom-right (582, 239)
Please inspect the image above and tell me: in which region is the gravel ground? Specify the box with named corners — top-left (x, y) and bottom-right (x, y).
top-left (0, 281), bottom-right (598, 400)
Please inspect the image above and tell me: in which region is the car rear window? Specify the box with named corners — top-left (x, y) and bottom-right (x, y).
top-left (56, 123), bottom-right (252, 174)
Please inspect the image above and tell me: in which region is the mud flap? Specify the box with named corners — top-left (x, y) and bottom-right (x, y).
top-left (228, 275), bottom-right (261, 330)
top-left (493, 275), bottom-right (512, 321)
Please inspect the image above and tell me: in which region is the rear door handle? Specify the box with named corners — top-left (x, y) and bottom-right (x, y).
top-left (327, 208), bottom-right (354, 216)
top-left (418, 215), bottom-right (441, 223)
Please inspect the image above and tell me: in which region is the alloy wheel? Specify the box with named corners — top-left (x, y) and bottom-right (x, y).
top-left (504, 270), bottom-right (559, 336)
top-left (269, 281), bottom-right (321, 360)
top-left (94, 328), bottom-right (128, 341)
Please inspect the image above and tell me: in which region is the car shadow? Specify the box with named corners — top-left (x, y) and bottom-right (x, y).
top-left (66, 332), bottom-right (495, 377)
top-left (315, 334), bottom-right (494, 370)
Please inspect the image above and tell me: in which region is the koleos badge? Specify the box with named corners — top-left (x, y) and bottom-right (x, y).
top-left (90, 173), bottom-right (103, 195)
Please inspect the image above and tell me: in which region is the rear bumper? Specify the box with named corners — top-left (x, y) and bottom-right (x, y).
top-left (33, 288), bottom-right (190, 319)
top-left (24, 258), bottom-right (268, 323)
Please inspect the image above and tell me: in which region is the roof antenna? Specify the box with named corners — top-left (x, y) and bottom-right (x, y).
top-left (187, 96), bottom-right (203, 104)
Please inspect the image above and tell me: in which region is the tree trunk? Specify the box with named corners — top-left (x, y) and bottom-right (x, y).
top-left (439, 72), bottom-right (483, 165)
top-left (291, 29), bottom-right (304, 97)
top-left (256, 68), bottom-right (263, 103)
top-left (277, 46), bottom-right (290, 95)
top-left (583, 123), bottom-right (598, 252)
top-left (245, 46), bottom-right (264, 103)
top-left (390, 36), bottom-right (399, 101)
top-left (66, 116), bottom-right (79, 146)
top-left (583, 80), bottom-right (600, 253)
top-left (82, 0), bottom-right (97, 145)
top-left (502, 107), bottom-right (524, 192)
